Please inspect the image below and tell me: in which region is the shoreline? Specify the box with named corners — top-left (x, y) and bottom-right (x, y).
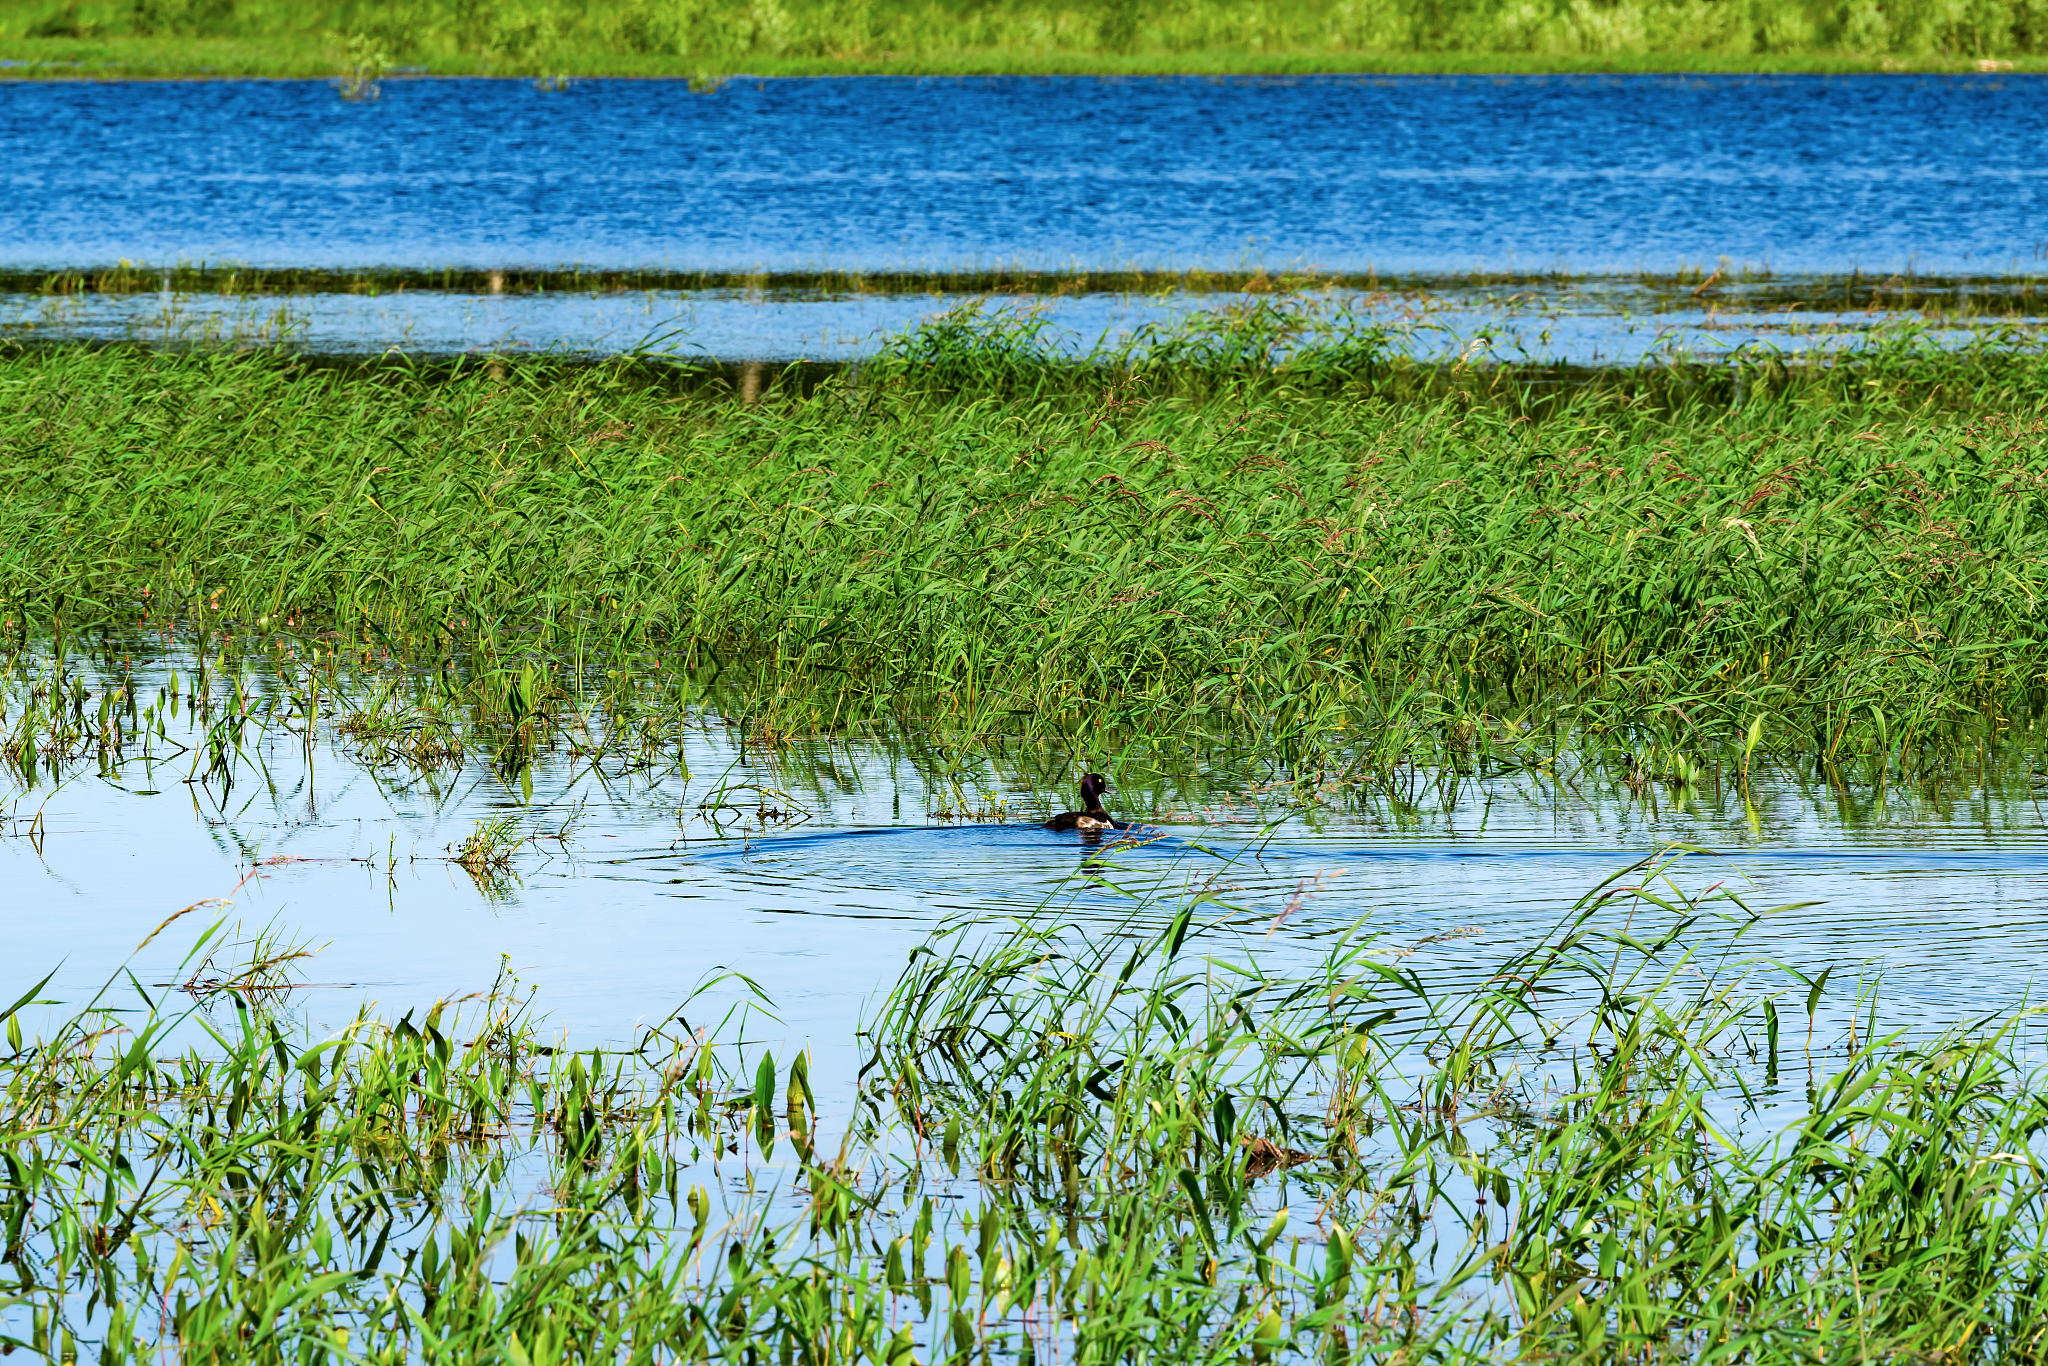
top-left (1, 48), bottom-right (2041, 81)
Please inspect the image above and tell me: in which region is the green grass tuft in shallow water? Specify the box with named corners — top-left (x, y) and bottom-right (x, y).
top-left (6, 854), bottom-right (2048, 1360)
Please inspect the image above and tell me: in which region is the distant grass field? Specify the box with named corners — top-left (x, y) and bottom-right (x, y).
top-left (0, 0), bottom-right (2041, 78)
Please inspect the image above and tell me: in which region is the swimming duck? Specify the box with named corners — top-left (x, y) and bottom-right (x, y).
top-left (1045, 773), bottom-right (1115, 832)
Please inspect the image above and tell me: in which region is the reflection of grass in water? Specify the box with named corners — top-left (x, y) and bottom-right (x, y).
top-left (6, 620), bottom-right (2042, 868)
top-left (5, 0), bottom-right (2048, 78)
top-left (335, 686), bottom-right (466, 770)
top-left (7, 278), bottom-right (2040, 372)
top-left (5, 854), bottom-right (2048, 1358)
top-left (173, 920), bottom-right (321, 999)
top-left (0, 288), bottom-right (314, 351)
top-left (450, 813), bottom-right (523, 897)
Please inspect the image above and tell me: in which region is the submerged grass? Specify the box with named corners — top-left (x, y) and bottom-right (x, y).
top-left (3, 0), bottom-right (2047, 78)
top-left (4, 321), bottom-right (2048, 769)
top-left (6, 855), bottom-right (2048, 1360)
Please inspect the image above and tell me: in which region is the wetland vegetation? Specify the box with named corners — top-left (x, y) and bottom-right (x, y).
top-left (4, 313), bottom-right (2048, 769)
top-left (11, 850), bottom-right (2048, 1362)
top-left (1, 0), bottom-right (2043, 80)
top-left (10, 311), bottom-right (2048, 1358)
top-left (11, 265), bottom-right (2045, 322)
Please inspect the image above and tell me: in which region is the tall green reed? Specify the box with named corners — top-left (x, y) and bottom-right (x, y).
top-left (5, 330), bottom-right (2048, 771)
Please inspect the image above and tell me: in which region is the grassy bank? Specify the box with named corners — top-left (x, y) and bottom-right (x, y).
top-left (1, 0), bottom-right (2043, 79)
top-left (4, 334), bottom-right (2048, 765)
top-left (6, 856), bottom-right (2048, 1361)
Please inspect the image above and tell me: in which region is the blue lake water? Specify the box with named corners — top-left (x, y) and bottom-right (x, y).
top-left (2, 73), bottom-right (2046, 275)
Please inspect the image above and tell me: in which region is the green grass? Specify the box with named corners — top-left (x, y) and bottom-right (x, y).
top-left (5, 323), bottom-right (2048, 768)
top-left (1, 0), bottom-right (2044, 79)
top-left (6, 853), bottom-right (2048, 1360)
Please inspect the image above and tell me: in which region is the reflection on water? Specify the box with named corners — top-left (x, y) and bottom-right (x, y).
top-left (6, 648), bottom-right (2048, 1096)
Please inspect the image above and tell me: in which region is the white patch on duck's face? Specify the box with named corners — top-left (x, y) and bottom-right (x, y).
top-left (1074, 813), bottom-right (1114, 830)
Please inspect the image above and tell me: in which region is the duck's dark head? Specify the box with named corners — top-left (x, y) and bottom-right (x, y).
top-left (1080, 772), bottom-right (1110, 810)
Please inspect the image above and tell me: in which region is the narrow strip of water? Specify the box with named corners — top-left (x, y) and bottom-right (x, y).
top-left (6, 282), bottom-right (2035, 362)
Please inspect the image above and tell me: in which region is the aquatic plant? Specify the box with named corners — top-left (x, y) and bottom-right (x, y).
top-left (4, 854), bottom-right (2048, 1359)
top-left (4, 332), bottom-right (2048, 769)
top-left (333, 28), bottom-right (388, 98)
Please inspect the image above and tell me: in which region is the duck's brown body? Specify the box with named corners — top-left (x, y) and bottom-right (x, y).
top-left (1045, 810), bottom-right (1114, 832)
top-left (1046, 773), bottom-right (1115, 831)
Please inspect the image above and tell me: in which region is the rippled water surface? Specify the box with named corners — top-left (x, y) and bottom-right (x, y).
top-left (6, 74), bottom-right (2045, 358)
top-left (5, 74), bottom-right (2047, 274)
top-left (10, 652), bottom-right (2048, 1095)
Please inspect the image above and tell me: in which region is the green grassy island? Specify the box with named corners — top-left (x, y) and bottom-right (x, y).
top-left (7, 329), bottom-right (2048, 762)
